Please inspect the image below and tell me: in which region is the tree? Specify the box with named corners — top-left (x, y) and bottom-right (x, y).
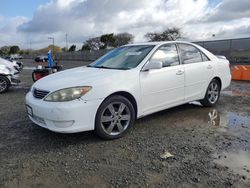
top-left (82, 32), bottom-right (134, 50)
top-left (81, 43), bottom-right (91, 51)
top-left (68, 45), bottom-right (76, 52)
top-left (113, 33), bottom-right (134, 47)
top-left (0, 50), bottom-right (4, 56)
top-left (85, 37), bottom-right (104, 50)
top-left (9, 45), bottom-right (20, 54)
top-left (100, 33), bottom-right (115, 49)
top-left (35, 45), bottom-right (62, 54)
top-left (145, 27), bottom-right (181, 42)
top-left (61, 47), bottom-right (68, 52)
top-left (24, 50), bottom-right (30, 55)
top-left (0, 46), bottom-right (10, 55)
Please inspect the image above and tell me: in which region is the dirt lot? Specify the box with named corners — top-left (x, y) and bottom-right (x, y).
top-left (0, 59), bottom-right (250, 188)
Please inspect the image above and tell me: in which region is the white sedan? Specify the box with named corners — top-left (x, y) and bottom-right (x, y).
top-left (0, 57), bottom-right (20, 93)
top-left (25, 41), bottom-right (231, 139)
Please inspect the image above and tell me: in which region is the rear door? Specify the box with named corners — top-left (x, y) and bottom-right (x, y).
top-left (177, 44), bottom-right (214, 101)
top-left (140, 44), bottom-right (185, 114)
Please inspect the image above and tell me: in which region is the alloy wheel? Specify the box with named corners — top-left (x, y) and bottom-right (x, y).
top-left (207, 82), bottom-right (219, 104)
top-left (0, 78), bottom-right (7, 93)
top-left (100, 102), bottom-right (131, 136)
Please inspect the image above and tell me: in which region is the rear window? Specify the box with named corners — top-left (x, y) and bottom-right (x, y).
top-left (178, 44), bottom-right (202, 64)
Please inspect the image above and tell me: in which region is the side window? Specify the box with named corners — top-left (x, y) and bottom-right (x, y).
top-left (178, 44), bottom-right (203, 64)
top-left (151, 44), bottom-right (180, 67)
top-left (201, 52), bottom-right (210, 61)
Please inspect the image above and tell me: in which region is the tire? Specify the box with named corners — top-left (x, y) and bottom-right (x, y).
top-left (95, 95), bottom-right (136, 140)
top-left (0, 76), bottom-right (10, 94)
top-left (200, 79), bottom-right (221, 107)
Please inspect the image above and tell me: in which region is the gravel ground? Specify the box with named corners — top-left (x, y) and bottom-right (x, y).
top-left (0, 59), bottom-right (250, 188)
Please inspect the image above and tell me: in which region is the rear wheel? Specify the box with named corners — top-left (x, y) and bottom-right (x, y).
top-left (200, 79), bottom-right (221, 107)
top-left (0, 76), bottom-right (10, 94)
top-left (95, 95), bottom-right (135, 139)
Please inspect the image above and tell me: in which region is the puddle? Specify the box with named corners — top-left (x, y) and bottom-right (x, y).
top-left (207, 110), bottom-right (250, 181)
top-left (227, 112), bottom-right (250, 129)
top-left (222, 90), bottom-right (250, 97)
top-left (205, 109), bottom-right (250, 130)
top-left (214, 151), bottom-right (250, 180)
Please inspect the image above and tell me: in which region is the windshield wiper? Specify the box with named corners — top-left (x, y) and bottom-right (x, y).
top-left (86, 65), bottom-right (111, 69)
top-left (87, 65), bottom-right (129, 70)
top-left (94, 65), bottom-right (114, 69)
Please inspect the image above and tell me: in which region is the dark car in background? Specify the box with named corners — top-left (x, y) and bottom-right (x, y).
top-left (35, 55), bottom-right (48, 62)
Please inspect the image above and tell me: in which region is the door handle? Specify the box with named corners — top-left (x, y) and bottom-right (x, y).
top-left (176, 70), bottom-right (184, 75)
top-left (207, 65), bottom-right (212, 69)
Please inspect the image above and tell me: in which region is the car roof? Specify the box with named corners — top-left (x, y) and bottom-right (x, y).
top-left (122, 41), bottom-right (216, 60)
top-left (123, 41), bottom-right (196, 47)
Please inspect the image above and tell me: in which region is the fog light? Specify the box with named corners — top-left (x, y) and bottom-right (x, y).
top-left (33, 116), bottom-right (46, 126)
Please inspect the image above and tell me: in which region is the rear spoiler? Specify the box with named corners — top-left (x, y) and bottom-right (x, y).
top-left (216, 55), bottom-right (227, 60)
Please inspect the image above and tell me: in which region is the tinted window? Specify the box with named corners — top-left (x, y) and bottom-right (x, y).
top-left (151, 44), bottom-right (180, 67)
top-left (179, 44), bottom-right (202, 64)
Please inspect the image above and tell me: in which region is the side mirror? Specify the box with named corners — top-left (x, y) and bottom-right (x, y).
top-left (142, 59), bottom-right (162, 71)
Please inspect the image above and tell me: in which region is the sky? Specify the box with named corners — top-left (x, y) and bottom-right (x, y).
top-left (0, 0), bottom-right (250, 49)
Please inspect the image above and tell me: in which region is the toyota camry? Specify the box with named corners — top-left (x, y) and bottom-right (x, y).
top-left (25, 41), bottom-right (231, 139)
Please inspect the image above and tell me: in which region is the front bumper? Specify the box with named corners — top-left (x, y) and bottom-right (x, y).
top-left (25, 91), bottom-right (103, 133)
top-left (8, 74), bottom-right (20, 85)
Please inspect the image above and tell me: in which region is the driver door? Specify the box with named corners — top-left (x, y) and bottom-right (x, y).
top-left (140, 44), bottom-right (185, 114)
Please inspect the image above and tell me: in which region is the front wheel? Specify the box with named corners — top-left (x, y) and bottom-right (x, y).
top-left (95, 95), bottom-right (135, 140)
top-left (0, 76), bottom-right (10, 94)
top-left (200, 79), bottom-right (221, 107)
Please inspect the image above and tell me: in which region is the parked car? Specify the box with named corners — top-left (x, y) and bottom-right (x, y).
top-left (35, 55), bottom-right (48, 62)
top-left (4, 57), bottom-right (23, 71)
top-left (0, 57), bottom-right (20, 93)
top-left (25, 41), bottom-right (231, 139)
top-left (12, 60), bottom-right (23, 71)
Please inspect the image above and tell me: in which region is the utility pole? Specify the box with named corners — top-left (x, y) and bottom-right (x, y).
top-left (48, 37), bottom-right (55, 56)
top-left (65, 33), bottom-right (68, 51)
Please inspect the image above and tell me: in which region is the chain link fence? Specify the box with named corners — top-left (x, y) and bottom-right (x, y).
top-left (194, 37), bottom-right (250, 64)
top-left (22, 37), bottom-right (250, 64)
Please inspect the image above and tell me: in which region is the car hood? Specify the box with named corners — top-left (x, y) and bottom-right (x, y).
top-left (33, 66), bottom-right (126, 92)
top-left (0, 57), bottom-right (13, 67)
top-left (0, 57), bottom-right (18, 74)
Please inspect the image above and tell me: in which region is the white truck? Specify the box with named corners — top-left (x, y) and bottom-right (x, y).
top-left (0, 57), bottom-right (20, 93)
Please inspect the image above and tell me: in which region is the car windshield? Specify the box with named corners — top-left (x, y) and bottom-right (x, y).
top-left (88, 45), bottom-right (154, 70)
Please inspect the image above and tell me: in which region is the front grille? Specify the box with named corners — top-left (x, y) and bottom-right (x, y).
top-left (33, 88), bottom-right (50, 99)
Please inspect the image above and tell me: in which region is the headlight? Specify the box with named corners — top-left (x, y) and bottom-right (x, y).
top-left (44, 86), bottom-right (92, 102)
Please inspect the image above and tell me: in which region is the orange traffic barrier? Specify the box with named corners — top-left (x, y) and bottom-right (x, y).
top-left (231, 65), bottom-right (250, 81)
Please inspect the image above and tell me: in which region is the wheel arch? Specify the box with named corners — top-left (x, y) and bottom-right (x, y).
top-left (104, 91), bottom-right (138, 118)
top-left (212, 76), bottom-right (222, 90)
top-left (0, 74), bottom-right (11, 83)
top-left (0, 74), bottom-right (11, 93)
